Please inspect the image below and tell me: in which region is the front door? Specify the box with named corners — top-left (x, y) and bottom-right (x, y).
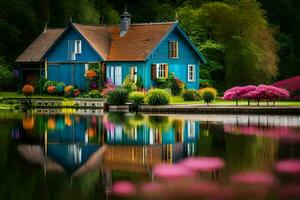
top-left (114, 66), bottom-right (122, 86)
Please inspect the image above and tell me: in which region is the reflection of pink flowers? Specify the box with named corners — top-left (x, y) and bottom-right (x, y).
top-left (153, 164), bottom-right (194, 180)
top-left (275, 159), bottom-right (300, 175)
top-left (223, 124), bottom-right (300, 142)
top-left (112, 181), bottom-right (136, 197)
top-left (181, 156), bottom-right (225, 172)
top-left (230, 171), bottom-right (277, 186)
top-left (103, 115), bottom-right (115, 133)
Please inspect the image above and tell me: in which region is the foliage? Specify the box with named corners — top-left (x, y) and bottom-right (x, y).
top-left (107, 87), bottom-right (129, 105)
top-left (200, 87), bottom-right (217, 105)
top-left (87, 90), bottom-right (101, 98)
top-left (154, 78), bottom-right (169, 89)
top-left (101, 79), bottom-right (116, 96)
top-left (223, 85), bottom-right (257, 100)
top-left (35, 78), bottom-right (47, 94)
top-left (0, 58), bottom-right (15, 90)
top-left (168, 73), bottom-right (185, 95)
top-left (177, 1), bottom-right (278, 87)
top-left (182, 89), bottom-right (199, 101)
top-left (129, 91), bottom-right (145, 105)
top-left (155, 74), bottom-right (185, 95)
top-left (136, 76), bottom-right (143, 89)
top-left (145, 89), bottom-right (171, 105)
top-left (22, 85), bottom-right (34, 97)
top-left (123, 75), bottom-right (137, 92)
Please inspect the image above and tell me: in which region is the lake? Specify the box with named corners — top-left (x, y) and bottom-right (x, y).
top-left (0, 109), bottom-right (300, 199)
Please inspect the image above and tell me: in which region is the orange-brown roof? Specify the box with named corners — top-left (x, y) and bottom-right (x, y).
top-left (73, 23), bottom-right (112, 60)
top-left (16, 28), bottom-right (64, 63)
top-left (16, 22), bottom-right (175, 62)
top-left (107, 22), bottom-right (174, 61)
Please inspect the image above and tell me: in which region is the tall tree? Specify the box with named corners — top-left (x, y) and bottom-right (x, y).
top-left (178, 0), bottom-right (278, 88)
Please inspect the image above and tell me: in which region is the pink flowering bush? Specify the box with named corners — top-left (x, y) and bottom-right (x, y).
top-left (272, 75), bottom-right (300, 100)
top-left (223, 85), bottom-right (289, 106)
top-left (101, 79), bottom-right (116, 97)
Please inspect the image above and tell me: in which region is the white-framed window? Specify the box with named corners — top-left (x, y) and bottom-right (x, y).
top-left (74, 40), bottom-right (82, 54)
top-left (187, 64), bottom-right (196, 82)
top-left (156, 64), bottom-right (168, 78)
top-left (169, 41), bottom-right (178, 58)
top-left (187, 121), bottom-right (195, 138)
top-left (130, 66), bottom-right (138, 83)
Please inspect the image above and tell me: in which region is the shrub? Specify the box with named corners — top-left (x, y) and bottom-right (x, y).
top-left (129, 91), bottom-right (145, 105)
top-left (183, 89), bottom-right (199, 101)
top-left (87, 90), bottom-right (101, 98)
top-left (36, 78), bottom-right (47, 94)
top-left (169, 73), bottom-right (185, 95)
top-left (43, 80), bottom-right (59, 92)
top-left (47, 86), bottom-right (56, 94)
top-left (155, 78), bottom-right (169, 89)
top-left (107, 87), bottom-right (129, 105)
top-left (22, 85), bottom-right (35, 97)
top-left (123, 75), bottom-right (137, 92)
top-left (64, 85), bottom-right (73, 96)
top-left (55, 82), bottom-right (66, 95)
top-left (136, 76), bottom-right (143, 89)
top-left (145, 89), bottom-right (171, 105)
top-left (200, 87), bottom-right (217, 105)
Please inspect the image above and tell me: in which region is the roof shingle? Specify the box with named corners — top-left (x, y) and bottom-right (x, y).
top-left (16, 29), bottom-right (64, 63)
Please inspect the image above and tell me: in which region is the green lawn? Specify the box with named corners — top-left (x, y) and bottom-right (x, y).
top-left (0, 92), bottom-right (61, 99)
top-left (171, 96), bottom-right (300, 106)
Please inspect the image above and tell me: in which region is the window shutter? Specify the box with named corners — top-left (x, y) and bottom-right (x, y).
top-left (164, 64), bottom-right (169, 78)
top-left (151, 64), bottom-right (157, 80)
top-left (169, 41), bottom-right (172, 58)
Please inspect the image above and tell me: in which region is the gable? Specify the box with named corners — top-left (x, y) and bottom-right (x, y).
top-left (46, 26), bottom-right (102, 62)
top-left (146, 24), bottom-right (206, 64)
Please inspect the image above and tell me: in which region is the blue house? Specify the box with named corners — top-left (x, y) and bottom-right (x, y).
top-left (16, 10), bottom-right (206, 90)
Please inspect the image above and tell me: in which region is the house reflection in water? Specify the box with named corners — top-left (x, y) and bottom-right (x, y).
top-left (17, 113), bottom-right (105, 176)
top-left (15, 112), bottom-right (200, 197)
top-left (103, 114), bottom-right (200, 173)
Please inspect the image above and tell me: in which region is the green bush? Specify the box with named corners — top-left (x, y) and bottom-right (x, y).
top-left (123, 75), bottom-right (137, 92)
top-left (43, 80), bottom-right (59, 92)
top-left (88, 90), bottom-right (101, 98)
top-left (129, 91), bottom-right (145, 105)
top-left (182, 89), bottom-right (199, 101)
top-left (155, 78), bottom-right (169, 89)
top-left (145, 89), bottom-right (171, 105)
top-left (200, 87), bottom-right (217, 105)
top-left (107, 87), bottom-right (129, 105)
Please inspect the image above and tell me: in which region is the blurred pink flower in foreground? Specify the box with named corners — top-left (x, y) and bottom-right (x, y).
top-left (181, 156), bottom-right (225, 172)
top-left (230, 171), bottom-right (277, 186)
top-left (153, 164), bottom-right (194, 180)
top-left (112, 181), bottom-right (136, 197)
top-left (275, 159), bottom-right (300, 174)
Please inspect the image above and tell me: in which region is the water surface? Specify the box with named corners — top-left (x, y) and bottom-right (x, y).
top-left (0, 109), bottom-right (300, 199)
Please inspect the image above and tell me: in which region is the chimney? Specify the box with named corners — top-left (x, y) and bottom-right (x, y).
top-left (120, 6), bottom-right (131, 37)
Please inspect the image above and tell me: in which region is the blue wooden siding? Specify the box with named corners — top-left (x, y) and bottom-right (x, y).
top-left (145, 27), bottom-right (201, 89)
top-left (47, 27), bottom-right (102, 62)
top-left (106, 62), bottom-right (145, 86)
top-left (46, 27), bottom-right (101, 90)
top-left (48, 63), bottom-right (87, 90)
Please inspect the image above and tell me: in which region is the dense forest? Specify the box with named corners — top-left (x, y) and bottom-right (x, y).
top-left (0, 0), bottom-right (299, 90)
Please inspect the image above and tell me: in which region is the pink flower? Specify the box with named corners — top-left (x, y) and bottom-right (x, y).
top-left (112, 181), bottom-right (136, 197)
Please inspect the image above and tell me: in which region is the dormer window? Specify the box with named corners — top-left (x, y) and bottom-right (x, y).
top-left (74, 40), bottom-right (82, 54)
top-left (169, 41), bottom-right (178, 58)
